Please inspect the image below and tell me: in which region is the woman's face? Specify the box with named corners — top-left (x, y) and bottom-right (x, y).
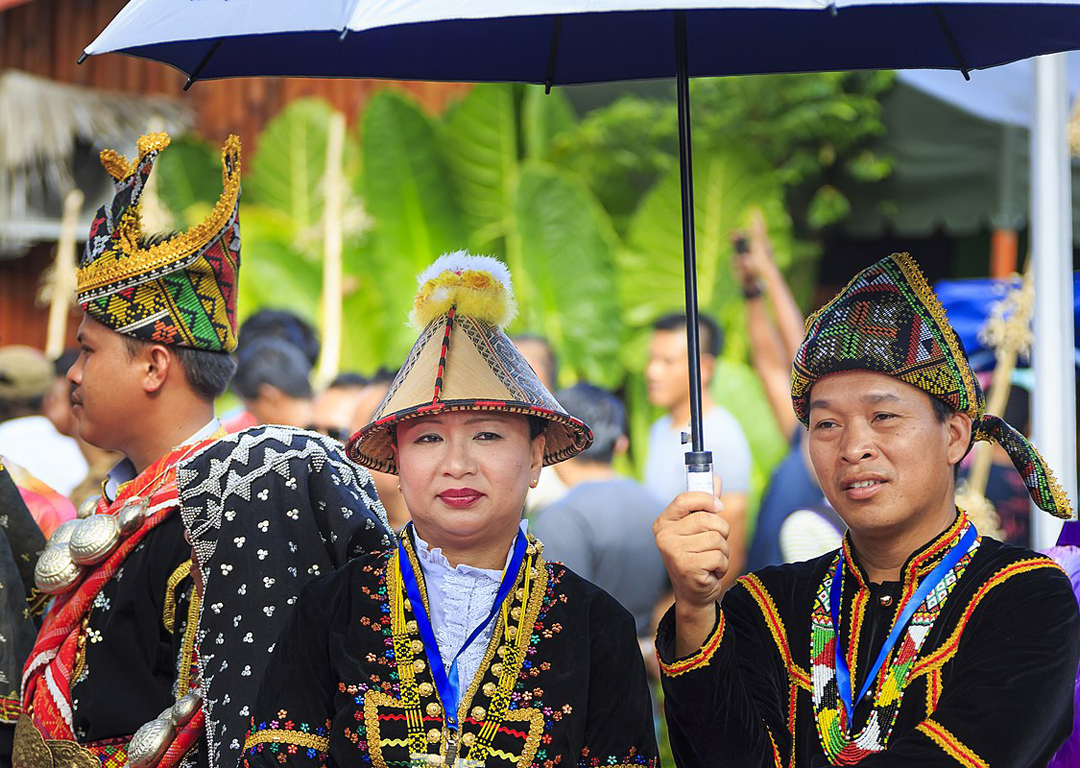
top-left (395, 411), bottom-right (544, 558)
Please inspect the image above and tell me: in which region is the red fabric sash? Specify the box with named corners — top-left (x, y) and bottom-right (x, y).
top-left (21, 437), bottom-right (218, 741)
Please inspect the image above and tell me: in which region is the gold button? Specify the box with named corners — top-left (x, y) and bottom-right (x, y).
top-left (411, 640), bottom-right (424, 654)
top-left (507, 626), bottom-right (517, 638)
top-left (880, 595), bottom-right (894, 607)
top-left (413, 659), bottom-right (426, 673)
top-left (482, 683), bottom-right (496, 696)
top-left (497, 646), bottom-right (508, 658)
top-left (419, 682), bottom-right (434, 696)
top-left (491, 663), bottom-right (503, 677)
top-left (470, 706), bottom-right (486, 721)
top-left (515, 589), bottom-right (525, 601)
top-left (427, 728), bottom-right (441, 743)
top-left (510, 607), bottom-right (521, 620)
top-left (462, 732), bottom-right (476, 746)
top-left (407, 620), bottom-right (418, 633)
top-left (426, 702), bottom-right (441, 716)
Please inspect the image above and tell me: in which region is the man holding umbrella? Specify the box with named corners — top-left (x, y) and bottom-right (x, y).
top-left (654, 253), bottom-right (1079, 766)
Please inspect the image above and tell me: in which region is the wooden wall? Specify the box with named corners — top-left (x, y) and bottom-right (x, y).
top-left (0, 0), bottom-right (470, 143)
top-left (0, 243), bottom-right (80, 349)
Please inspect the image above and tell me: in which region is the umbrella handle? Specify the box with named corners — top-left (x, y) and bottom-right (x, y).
top-left (685, 450), bottom-right (714, 494)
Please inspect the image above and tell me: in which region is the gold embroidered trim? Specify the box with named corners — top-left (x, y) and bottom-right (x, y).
top-left (917, 719), bottom-right (988, 768)
top-left (163, 560), bottom-right (192, 633)
top-left (659, 610), bottom-right (725, 677)
top-left (243, 728), bottom-right (330, 753)
top-left (177, 588), bottom-right (200, 695)
top-left (77, 135), bottom-right (241, 295)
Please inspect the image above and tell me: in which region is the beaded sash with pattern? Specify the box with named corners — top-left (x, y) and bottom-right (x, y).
top-left (810, 521), bottom-right (979, 765)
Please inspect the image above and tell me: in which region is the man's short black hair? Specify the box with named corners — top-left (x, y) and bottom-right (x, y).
top-left (231, 337), bottom-right (313, 401)
top-left (238, 309), bottom-right (321, 368)
top-left (328, 372), bottom-right (368, 390)
top-left (555, 382), bottom-right (625, 465)
top-left (122, 336), bottom-right (237, 402)
top-left (652, 312), bottom-right (723, 357)
top-left (369, 367), bottom-right (398, 386)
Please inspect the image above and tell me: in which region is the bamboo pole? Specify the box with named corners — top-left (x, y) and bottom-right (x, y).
top-left (317, 111), bottom-right (347, 388)
top-left (45, 188), bottom-right (84, 358)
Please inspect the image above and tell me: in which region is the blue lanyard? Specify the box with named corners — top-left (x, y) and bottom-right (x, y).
top-left (397, 524), bottom-right (528, 732)
top-left (830, 524), bottom-right (977, 723)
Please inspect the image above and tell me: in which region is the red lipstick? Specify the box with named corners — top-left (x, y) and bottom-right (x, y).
top-left (437, 488), bottom-right (484, 508)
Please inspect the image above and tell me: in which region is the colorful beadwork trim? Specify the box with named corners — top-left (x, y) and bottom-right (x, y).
top-left (917, 719), bottom-right (988, 768)
top-left (659, 611), bottom-right (725, 677)
top-left (810, 519), bottom-right (979, 765)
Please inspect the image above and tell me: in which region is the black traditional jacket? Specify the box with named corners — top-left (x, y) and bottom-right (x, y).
top-left (242, 535), bottom-right (659, 768)
top-left (658, 512), bottom-right (1080, 767)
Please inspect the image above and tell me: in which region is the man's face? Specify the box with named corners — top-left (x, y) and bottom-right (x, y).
top-left (68, 316), bottom-right (147, 452)
top-left (807, 371), bottom-right (970, 538)
top-left (647, 329), bottom-right (711, 411)
top-left (513, 339), bottom-right (554, 391)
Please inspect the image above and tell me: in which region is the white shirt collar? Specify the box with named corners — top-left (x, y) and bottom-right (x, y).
top-left (412, 519), bottom-right (529, 583)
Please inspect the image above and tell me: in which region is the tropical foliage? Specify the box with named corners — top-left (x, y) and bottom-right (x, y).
top-left (157, 74), bottom-right (893, 490)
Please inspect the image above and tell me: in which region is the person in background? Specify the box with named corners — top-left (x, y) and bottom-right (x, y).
top-left (350, 368), bottom-right (410, 530)
top-left (732, 215), bottom-right (841, 570)
top-left (0, 345), bottom-right (87, 498)
top-left (644, 312), bottom-right (751, 587)
top-left (531, 382), bottom-right (669, 642)
top-left (511, 333), bottom-right (570, 513)
top-left (41, 349), bottom-right (119, 509)
top-left (310, 371), bottom-right (368, 442)
top-left (223, 309), bottom-right (321, 432)
top-left (230, 337), bottom-right (315, 428)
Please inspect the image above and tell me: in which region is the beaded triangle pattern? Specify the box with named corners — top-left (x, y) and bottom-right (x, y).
top-left (810, 522), bottom-right (979, 765)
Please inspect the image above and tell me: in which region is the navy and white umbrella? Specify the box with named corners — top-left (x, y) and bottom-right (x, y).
top-left (83, 0), bottom-right (1080, 492)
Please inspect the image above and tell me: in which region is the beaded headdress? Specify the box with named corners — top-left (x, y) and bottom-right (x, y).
top-left (346, 252), bottom-right (593, 474)
top-left (792, 253), bottom-right (1071, 518)
top-left (76, 132), bottom-right (242, 352)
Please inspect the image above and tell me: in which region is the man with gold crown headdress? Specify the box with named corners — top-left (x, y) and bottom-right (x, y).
top-left (654, 253), bottom-right (1079, 766)
top-left (13, 131), bottom-right (393, 768)
top-left (12, 132), bottom-right (243, 768)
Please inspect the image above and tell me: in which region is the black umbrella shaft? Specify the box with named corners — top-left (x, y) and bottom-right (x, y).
top-left (675, 12), bottom-right (705, 454)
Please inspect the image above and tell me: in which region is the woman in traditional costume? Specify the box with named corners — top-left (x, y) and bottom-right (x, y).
top-left (241, 253), bottom-right (659, 768)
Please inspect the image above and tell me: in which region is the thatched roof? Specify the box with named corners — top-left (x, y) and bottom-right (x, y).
top-left (0, 69), bottom-right (192, 257)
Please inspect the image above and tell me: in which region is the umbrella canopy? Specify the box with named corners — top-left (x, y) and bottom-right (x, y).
top-left (85, 0), bottom-right (1080, 86)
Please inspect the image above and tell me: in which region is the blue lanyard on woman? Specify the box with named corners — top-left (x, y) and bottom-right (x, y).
top-left (397, 523), bottom-right (528, 734)
top-left (830, 524), bottom-right (977, 723)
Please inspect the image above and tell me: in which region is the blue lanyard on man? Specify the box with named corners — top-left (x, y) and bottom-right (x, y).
top-left (398, 522), bottom-right (529, 763)
top-left (830, 524), bottom-right (978, 724)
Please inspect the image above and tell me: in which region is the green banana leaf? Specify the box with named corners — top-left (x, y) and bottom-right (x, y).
top-left (246, 98), bottom-right (355, 241)
top-left (235, 205), bottom-right (322, 325)
top-left (617, 149), bottom-right (794, 362)
top-left (355, 90), bottom-right (469, 361)
top-left (442, 84), bottom-right (520, 255)
top-left (513, 162), bottom-right (623, 389)
top-left (153, 135), bottom-right (221, 227)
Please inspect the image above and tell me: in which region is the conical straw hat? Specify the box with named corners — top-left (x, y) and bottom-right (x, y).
top-left (346, 253), bottom-right (592, 474)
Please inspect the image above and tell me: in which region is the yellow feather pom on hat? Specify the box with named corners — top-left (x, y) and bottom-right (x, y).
top-left (409, 251), bottom-right (517, 329)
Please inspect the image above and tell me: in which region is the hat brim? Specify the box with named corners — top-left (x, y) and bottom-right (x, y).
top-left (345, 399), bottom-right (593, 475)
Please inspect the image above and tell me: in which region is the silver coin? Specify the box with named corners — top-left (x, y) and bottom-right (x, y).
top-left (170, 692), bottom-right (201, 726)
top-left (34, 545), bottom-right (83, 594)
top-left (127, 717), bottom-right (175, 768)
top-left (69, 514), bottom-right (121, 566)
top-left (76, 495), bottom-right (102, 519)
top-left (118, 500), bottom-right (148, 536)
top-left (47, 519), bottom-right (82, 549)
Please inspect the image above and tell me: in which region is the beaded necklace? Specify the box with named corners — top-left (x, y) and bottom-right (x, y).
top-left (810, 519), bottom-right (979, 764)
